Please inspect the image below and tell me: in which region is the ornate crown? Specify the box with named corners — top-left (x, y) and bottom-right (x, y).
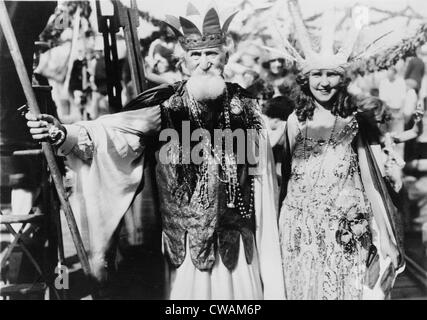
top-left (163, 3), bottom-right (238, 50)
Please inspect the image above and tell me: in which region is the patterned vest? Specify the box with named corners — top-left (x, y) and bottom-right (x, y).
top-left (155, 83), bottom-right (262, 271)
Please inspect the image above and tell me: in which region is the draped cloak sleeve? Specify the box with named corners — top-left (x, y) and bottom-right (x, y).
top-left (59, 106), bottom-right (161, 279)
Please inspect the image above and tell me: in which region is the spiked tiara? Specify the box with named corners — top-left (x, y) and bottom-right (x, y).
top-left (279, 0), bottom-right (397, 74)
top-left (163, 3), bottom-right (238, 50)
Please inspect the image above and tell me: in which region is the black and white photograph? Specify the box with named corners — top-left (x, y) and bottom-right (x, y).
top-left (1, 0), bottom-right (427, 304)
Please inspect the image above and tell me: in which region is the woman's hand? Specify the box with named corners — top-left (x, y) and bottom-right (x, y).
top-left (25, 112), bottom-right (66, 145)
top-left (380, 234), bottom-right (400, 268)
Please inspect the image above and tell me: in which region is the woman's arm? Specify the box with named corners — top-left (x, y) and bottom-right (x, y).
top-left (284, 112), bottom-right (299, 154)
top-left (278, 113), bottom-right (299, 210)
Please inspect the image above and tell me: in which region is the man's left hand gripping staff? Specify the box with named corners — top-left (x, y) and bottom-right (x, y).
top-left (25, 111), bottom-right (67, 146)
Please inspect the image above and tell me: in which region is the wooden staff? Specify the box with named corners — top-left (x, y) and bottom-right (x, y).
top-left (0, 0), bottom-right (92, 277)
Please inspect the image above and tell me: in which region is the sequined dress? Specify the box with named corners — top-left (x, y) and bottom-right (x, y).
top-left (279, 116), bottom-right (372, 300)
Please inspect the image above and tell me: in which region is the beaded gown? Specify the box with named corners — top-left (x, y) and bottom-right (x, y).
top-left (279, 115), bottom-right (373, 300)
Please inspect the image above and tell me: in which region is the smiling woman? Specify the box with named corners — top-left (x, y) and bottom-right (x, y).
top-left (278, 64), bottom-right (402, 299)
top-left (291, 69), bottom-right (356, 123)
top-left (308, 69), bottom-right (341, 104)
top-left (277, 57), bottom-right (405, 299)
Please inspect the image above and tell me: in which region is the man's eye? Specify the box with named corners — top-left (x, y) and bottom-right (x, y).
top-left (207, 51), bottom-right (218, 56)
top-left (191, 52), bottom-right (201, 58)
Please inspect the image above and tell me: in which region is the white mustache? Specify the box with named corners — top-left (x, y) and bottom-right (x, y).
top-left (187, 74), bottom-right (226, 102)
top-left (194, 68), bottom-right (222, 77)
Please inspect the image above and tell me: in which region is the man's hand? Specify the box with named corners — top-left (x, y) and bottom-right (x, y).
top-left (25, 112), bottom-right (66, 145)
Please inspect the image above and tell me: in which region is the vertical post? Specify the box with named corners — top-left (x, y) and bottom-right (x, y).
top-left (62, 7), bottom-right (81, 97)
top-left (95, 0), bottom-right (122, 113)
top-left (116, 0), bottom-right (147, 95)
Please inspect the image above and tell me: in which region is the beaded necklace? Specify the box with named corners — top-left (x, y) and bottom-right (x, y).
top-left (187, 89), bottom-right (255, 219)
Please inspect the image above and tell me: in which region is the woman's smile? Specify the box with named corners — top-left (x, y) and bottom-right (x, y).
top-left (308, 69), bottom-right (341, 104)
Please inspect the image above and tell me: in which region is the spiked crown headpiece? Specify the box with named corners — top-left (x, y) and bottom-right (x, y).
top-left (278, 0), bottom-right (396, 74)
top-left (163, 3), bottom-right (238, 50)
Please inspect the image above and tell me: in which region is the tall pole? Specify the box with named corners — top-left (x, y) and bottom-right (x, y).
top-left (116, 0), bottom-right (147, 94)
top-left (96, 0), bottom-right (123, 113)
top-left (0, 0), bottom-right (92, 278)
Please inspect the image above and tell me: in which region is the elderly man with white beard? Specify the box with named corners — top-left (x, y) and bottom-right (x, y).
top-left (24, 4), bottom-right (285, 300)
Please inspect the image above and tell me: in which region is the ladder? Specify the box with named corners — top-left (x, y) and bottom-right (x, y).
top-left (0, 86), bottom-right (65, 300)
top-left (0, 0), bottom-right (95, 298)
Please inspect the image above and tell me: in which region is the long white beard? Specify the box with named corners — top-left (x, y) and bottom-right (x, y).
top-left (186, 74), bottom-right (226, 102)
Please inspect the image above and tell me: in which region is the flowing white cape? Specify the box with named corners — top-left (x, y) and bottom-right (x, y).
top-left (63, 106), bottom-right (285, 299)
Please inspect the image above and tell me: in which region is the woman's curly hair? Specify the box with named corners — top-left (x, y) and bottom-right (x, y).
top-left (290, 72), bottom-right (358, 122)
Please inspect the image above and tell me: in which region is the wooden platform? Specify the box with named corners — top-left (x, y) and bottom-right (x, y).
top-left (391, 230), bottom-right (427, 300)
top-left (392, 270), bottom-right (427, 300)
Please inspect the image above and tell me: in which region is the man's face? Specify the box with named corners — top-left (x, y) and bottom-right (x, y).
top-left (184, 46), bottom-right (228, 77)
top-left (308, 69), bottom-right (341, 104)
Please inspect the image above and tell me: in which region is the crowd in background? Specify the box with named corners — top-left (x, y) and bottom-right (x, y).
top-left (29, 1), bottom-right (427, 251)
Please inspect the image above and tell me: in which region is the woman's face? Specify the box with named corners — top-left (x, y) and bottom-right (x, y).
top-left (308, 69), bottom-right (342, 105)
top-left (269, 58), bottom-right (284, 75)
top-left (240, 53), bottom-right (257, 68)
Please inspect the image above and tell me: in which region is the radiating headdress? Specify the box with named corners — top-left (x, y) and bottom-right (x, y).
top-left (163, 2), bottom-right (238, 51)
top-left (280, 0), bottom-right (396, 74)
